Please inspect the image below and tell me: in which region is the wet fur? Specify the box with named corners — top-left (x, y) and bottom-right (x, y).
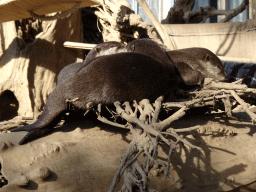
top-left (12, 52), bottom-right (175, 144)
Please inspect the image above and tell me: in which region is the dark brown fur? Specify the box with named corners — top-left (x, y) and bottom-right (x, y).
top-left (84, 41), bottom-right (126, 65)
top-left (125, 39), bottom-right (176, 75)
top-left (12, 52), bottom-right (175, 144)
top-left (57, 62), bottom-right (83, 85)
top-left (166, 48), bottom-right (226, 86)
top-left (57, 41), bottom-right (126, 85)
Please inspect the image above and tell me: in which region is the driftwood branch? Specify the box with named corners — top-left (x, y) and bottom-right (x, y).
top-left (163, 0), bottom-right (249, 24)
top-left (186, 0), bottom-right (249, 23)
top-left (230, 90), bottom-right (256, 124)
top-left (94, 0), bottom-right (163, 44)
top-left (220, 0), bottom-right (249, 23)
top-left (135, 0), bottom-right (176, 49)
top-left (108, 96), bottom-right (202, 191)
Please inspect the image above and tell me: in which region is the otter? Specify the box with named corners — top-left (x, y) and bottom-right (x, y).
top-left (84, 41), bottom-right (126, 64)
top-left (166, 48), bottom-right (226, 87)
top-left (125, 39), bottom-right (178, 99)
top-left (12, 52), bottom-right (176, 144)
top-left (125, 39), bottom-right (176, 75)
top-left (57, 62), bottom-right (83, 85)
top-left (57, 41), bottom-right (126, 85)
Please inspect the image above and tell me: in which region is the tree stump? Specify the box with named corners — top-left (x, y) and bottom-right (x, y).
top-left (0, 11), bottom-right (83, 119)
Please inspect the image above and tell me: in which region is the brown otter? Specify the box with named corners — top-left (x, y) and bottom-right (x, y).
top-left (12, 52), bottom-right (176, 144)
top-left (57, 41), bottom-right (126, 85)
top-left (125, 39), bottom-right (179, 99)
top-left (57, 62), bottom-right (83, 85)
top-left (166, 48), bottom-right (226, 87)
top-left (125, 39), bottom-right (176, 75)
top-left (84, 41), bottom-right (126, 64)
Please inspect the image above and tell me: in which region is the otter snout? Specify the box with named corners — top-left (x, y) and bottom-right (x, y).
top-left (216, 71), bottom-right (227, 81)
top-left (202, 60), bottom-right (227, 81)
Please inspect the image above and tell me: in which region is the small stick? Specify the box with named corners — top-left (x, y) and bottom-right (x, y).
top-left (230, 90), bottom-right (256, 125)
top-left (166, 125), bottom-right (201, 133)
top-left (114, 101), bottom-right (171, 146)
top-left (162, 131), bottom-right (201, 150)
top-left (97, 115), bottom-right (128, 129)
top-left (123, 101), bottom-right (133, 115)
top-left (222, 95), bottom-right (233, 117)
top-left (152, 96), bottom-right (164, 123)
top-left (156, 106), bottom-right (187, 131)
top-left (232, 79), bottom-right (243, 84)
top-left (63, 42), bottom-right (96, 50)
top-left (205, 81), bottom-right (247, 90)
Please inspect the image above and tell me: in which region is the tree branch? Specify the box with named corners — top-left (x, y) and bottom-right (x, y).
top-left (136, 0), bottom-right (176, 49)
top-left (220, 0), bottom-right (249, 23)
top-left (163, 0), bottom-right (249, 24)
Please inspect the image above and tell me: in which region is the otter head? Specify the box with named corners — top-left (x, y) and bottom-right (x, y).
top-left (187, 48), bottom-right (227, 82)
top-left (85, 41), bottom-right (126, 63)
top-left (199, 54), bottom-right (226, 81)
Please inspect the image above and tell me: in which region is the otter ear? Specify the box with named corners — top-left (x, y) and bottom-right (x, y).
top-left (205, 55), bottom-right (210, 61)
top-left (96, 47), bottom-right (100, 53)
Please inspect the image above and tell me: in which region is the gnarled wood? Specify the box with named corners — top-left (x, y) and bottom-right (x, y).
top-left (0, 12), bottom-right (83, 119)
top-left (162, 0), bottom-right (249, 24)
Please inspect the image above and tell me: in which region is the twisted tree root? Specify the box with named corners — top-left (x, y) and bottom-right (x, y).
top-left (60, 80), bottom-right (255, 192)
top-left (108, 97), bottom-right (202, 191)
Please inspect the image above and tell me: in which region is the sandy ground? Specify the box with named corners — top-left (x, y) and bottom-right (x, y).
top-left (0, 110), bottom-right (256, 192)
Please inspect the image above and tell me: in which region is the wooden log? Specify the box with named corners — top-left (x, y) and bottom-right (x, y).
top-left (63, 41), bottom-right (96, 50)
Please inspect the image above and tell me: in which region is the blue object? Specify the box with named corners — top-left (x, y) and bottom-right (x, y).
top-left (222, 61), bottom-right (256, 88)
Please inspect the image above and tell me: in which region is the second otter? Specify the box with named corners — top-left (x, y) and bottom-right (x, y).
top-left (166, 47), bottom-right (226, 87)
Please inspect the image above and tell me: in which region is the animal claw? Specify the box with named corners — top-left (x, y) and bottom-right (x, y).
top-left (18, 129), bottom-right (52, 145)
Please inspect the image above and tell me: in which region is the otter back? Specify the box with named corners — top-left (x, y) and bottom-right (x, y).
top-left (57, 41), bottom-right (126, 85)
top-left (64, 52), bottom-right (175, 107)
top-left (84, 41), bottom-right (126, 65)
top-left (125, 39), bottom-right (176, 75)
top-left (57, 62), bottom-right (83, 85)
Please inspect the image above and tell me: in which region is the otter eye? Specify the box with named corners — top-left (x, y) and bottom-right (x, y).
top-left (96, 48), bottom-right (100, 53)
top-left (205, 55), bottom-right (210, 61)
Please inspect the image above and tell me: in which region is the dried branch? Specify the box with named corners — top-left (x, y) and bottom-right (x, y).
top-left (163, 0), bottom-right (249, 24)
top-left (156, 106), bottom-right (187, 131)
top-left (94, 0), bottom-right (163, 44)
top-left (114, 101), bottom-right (171, 146)
top-left (204, 81), bottom-right (248, 90)
top-left (230, 90), bottom-right (256, 124)
top-left (152, 96), bottom-right (164, 123)
top-left (222, 96), bottom-right (233, 117)
top-left (161, 0), bottom-right (195, 24)
top-left (220, 0), bottom-right (249, 23)
top-left (136, 0), bottom-right (176, 49)
top-left (109, 97), bottom-right (203, 191)
top-left (184, 0), bottom-right (249, 23)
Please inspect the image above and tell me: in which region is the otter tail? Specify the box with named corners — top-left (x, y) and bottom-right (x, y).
top-left (11, 86), bottom-right (67, 144)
